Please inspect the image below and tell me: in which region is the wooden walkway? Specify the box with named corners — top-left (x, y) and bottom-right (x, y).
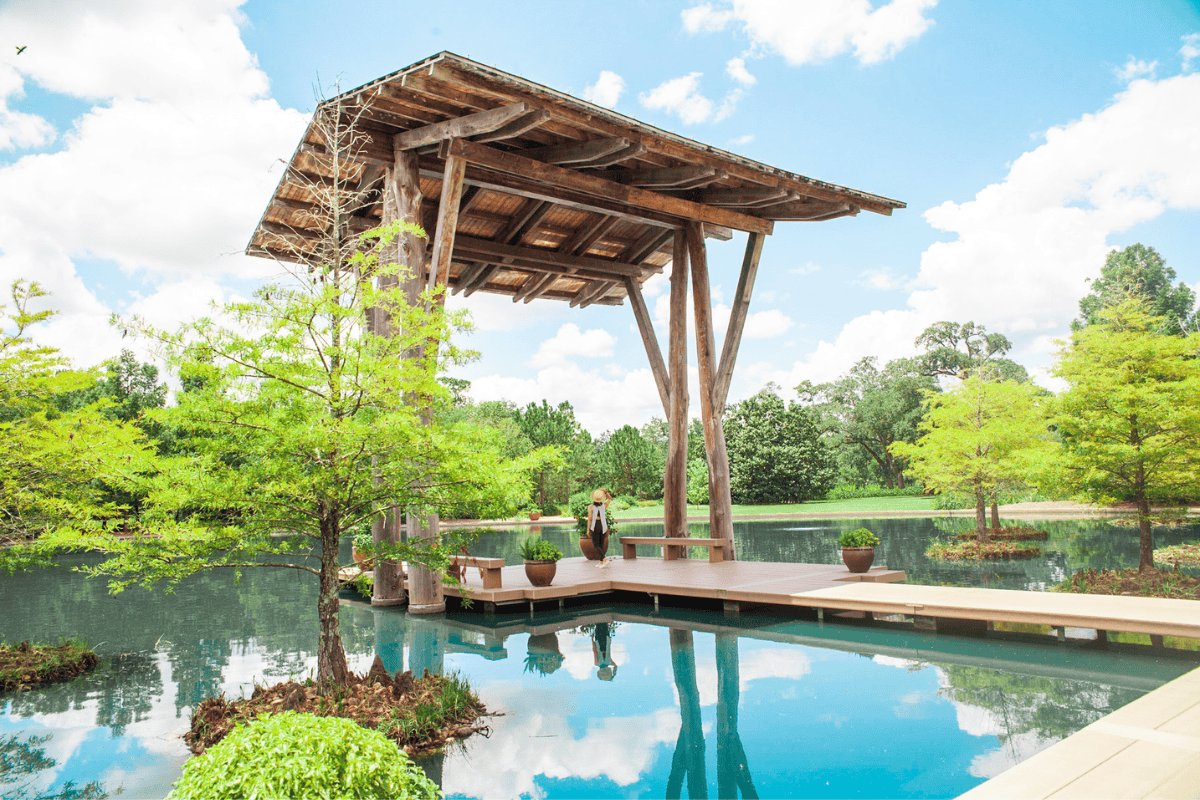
top-left (442, 555), bottom-right (1200, 642)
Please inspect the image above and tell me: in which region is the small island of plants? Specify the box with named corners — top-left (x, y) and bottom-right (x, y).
top-left (0, 639), bottom-right (99, 692)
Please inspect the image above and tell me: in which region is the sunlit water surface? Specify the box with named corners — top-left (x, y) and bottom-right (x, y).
top-left (2, 518), bottom-right (1197, 799)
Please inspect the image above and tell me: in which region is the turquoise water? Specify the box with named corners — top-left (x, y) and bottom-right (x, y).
top-left (1, 521), bottom-right (1197, 799)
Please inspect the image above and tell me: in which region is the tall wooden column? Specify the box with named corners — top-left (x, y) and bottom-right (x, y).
top-left (664, 231), bottom-right (690, 539)
top-left (686, 221), bottom-right (735, 559)
top-left (407, 139), bottom-right (466, 615)
top-left (370, 156), bottom-right (421, 607)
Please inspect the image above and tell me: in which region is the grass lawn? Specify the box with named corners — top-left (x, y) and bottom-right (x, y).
top-left (611, 495), bottom-right (937, 519)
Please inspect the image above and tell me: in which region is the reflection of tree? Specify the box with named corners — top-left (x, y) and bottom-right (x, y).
top-left (666, 629), bottom-right (707, 799)
top-left (0, 734), bottom-right (107, 800)
top-left (715, 633), bottom-right (757, 800)
top-left (939, 665), bottom-right (1143, 752)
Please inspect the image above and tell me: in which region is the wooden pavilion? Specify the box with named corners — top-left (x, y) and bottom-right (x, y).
top-left (247, 51), bottom-right (904, 614)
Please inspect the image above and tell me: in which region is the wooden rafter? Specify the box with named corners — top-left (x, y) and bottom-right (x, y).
top-left (393, 103), bottom-right (532, 151)
top-left (624, 276), bottom-right (670, 414)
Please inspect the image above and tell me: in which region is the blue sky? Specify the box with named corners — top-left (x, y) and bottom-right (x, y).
top-left (1, 0), bottom-right (1198, 433)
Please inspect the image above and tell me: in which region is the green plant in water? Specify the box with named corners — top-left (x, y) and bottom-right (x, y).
top-left (169, 711), bottom-right (439, 799)
top-left (518, 537), bottom-right (562, 562)
top-left (838, 527), bottom-right (880, 548)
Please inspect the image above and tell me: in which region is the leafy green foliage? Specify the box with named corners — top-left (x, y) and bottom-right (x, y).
top-left (1052, 298), bottom-right (1200, 570)
top-left (594, 424), bottom-right (662, 499)
top-left (514, 399), bottom-right (591, 508)
top-left (0, 281), bottom-right (155, 570)
top-left (169, 711), bottom-right (440, 800)
top-left (914, 320), bottom-right (1029, 382)
top-left (799, 357), bottom-right (937, 489)
top-left (724, 389), bottom-right (835, 503)
top-left (686, 459), bottom-right (708, 505)
top-left (891, 376), bottom-right (1051, 539)
top-left (826, 484), bottom-right (924, 500)
top-left (837, 527), bottom-right (880, 548)
top-left (518, 538), bottom-right (562, 562)
top-left (1075, 243), bottom-right (1197, 335)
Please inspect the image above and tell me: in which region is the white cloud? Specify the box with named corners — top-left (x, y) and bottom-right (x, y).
top-left (0, 65), bottom-right (56, 150)
top-left (714, 88), bottom-right (744, 122)
top-left (790, 261), bottom-right (821, 276)
top-left (1182, 33), bottom-right (1200, 72)
top-left (682, 3), bottom-right (736, 33)
top-left (529, 323), bottom-right (617, 368)
top-left (683, 0), bottom-right (938, 66)
top-left (726, 56), bottom-right (757, 86)
top-left (640, 73), bottom-right (714, 125)
top-left (743, 308), bottom-right (794, 338)
top-left (857, 269), bottom-right (903, 291)
top-left (0, 0), bottom-right (307, 369)
top-left (1115, 57), bottom-right (1156, 83)
top-left (730, 133), bottom-right (755, 146)
top-left (757, 71), bottom-right (1200, 388)
top-left (582, 70), bottom-right (626, 109)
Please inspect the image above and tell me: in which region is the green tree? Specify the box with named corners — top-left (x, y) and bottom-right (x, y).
top-left (915, 320), bottom-right (1029, 382)
top-left (799, 357), bottom-right (937, 489)
top-left (724, 389), bottom-right (835, 504)
top-left (595, 424), bottom-right (661, 499)
top-left (0, 281), bottom-right (153, 567)
top-left (514, 399), bottom-right (585, 507)
top-left (891, 376), bottom-right (1050, 539)
top-left (1074, 243), bottom-right (1197, 335)
top-left (1052, 298), bottom-right (1200, 570)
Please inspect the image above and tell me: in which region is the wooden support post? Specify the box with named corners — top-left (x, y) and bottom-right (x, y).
top-left (663, 231), bottom-right (689, 540)
top-left (686, 221), bottom-right (734, 559)
top-left (714, 231), bottom-right (765, 415)
top-left (624, 276), bottom-right (670, 415)
top-left (407, 140), bottom-right (466, 616)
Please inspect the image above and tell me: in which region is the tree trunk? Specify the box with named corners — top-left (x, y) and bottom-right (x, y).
top-left (974, 479), bottom-right (989, 542)
top-left (1135, 480), bottom-right (1154, 573)
top-left (663, 232), bottom-right (690, 539)
top-left (990, 492), bottom-right (1000, 530)
top-left (317, 512), bottom-right (350, 686)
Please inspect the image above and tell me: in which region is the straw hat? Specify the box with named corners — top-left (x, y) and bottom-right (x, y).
top-left (591, 488), bottom-right (607, 503)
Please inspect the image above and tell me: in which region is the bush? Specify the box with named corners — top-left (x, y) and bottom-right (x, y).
top-left (837, 528), bottom-right (880, 548)
top-left (518, 538), bottom-right (562, 562)
top-left (169, 711), bottom-right (439, 800)
top-left (686, 459), bottom-right (709, 505)
top-left (931, 488), bottom-right (1046, 510)
top-left (568, 491), bottom-right (591, 521)
top-left (826, 484), bottom-right (925, 500)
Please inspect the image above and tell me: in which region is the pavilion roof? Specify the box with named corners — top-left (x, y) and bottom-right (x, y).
top-left (247, 51), bottom-right (904, 307)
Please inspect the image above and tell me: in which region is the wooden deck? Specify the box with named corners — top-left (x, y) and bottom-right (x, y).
top-left (442, 554), bottom-right (904, 608)
top-left (442, 555), bottom-right (1200, 642)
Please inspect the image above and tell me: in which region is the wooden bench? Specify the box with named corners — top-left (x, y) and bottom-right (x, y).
top-left (449, 555), bottom-right (505, 589)
top-left (619, 537), bottom-right (730, 563)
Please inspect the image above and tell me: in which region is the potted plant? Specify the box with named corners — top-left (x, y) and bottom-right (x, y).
top-left (838, 527), bottom-right (881, 573)
top-left (352, 530), bottom-right (375, 569)
top-left (519, 537), bottom-right (562, 587)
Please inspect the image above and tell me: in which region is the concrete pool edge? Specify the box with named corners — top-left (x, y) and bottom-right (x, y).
top-left (957, 664), bottom-right (1200, 799)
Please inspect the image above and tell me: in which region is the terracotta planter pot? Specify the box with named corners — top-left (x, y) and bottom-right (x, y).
top-left (524, 560), bottom-right (557, 587)
top-left (351, 545), bottom-right (373, 570)
top-left (841, 546), bottom-right (875, 573)
top-left (579, 533), bottom-right (609, 561)
top-left (528, 511), bottom-right (541, 521)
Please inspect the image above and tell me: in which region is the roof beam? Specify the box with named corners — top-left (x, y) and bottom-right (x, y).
top-left (611, 166), bottom-right (717, 188)
top-left (472, 109), bottom-right (552, 143)
top-left (571, 279), bottom-right (616, 308)
top-left (517, 137), bottom-right (630, 165)
top-left (691, 187), bottom-right (790, 207)
top-left (452, 235), bottom-right (650, 278)
top-left (393, 103), bottom-right (532, 150)
top-left (573, 142), bottom-right (647, 169)
top-left (441, 138), bottom-right (774, 235)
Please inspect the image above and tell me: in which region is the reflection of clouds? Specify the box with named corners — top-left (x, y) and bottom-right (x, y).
top-left (816, 712), bottom-right (849, 728)
top-left (443, 683), bottom-right (677, 800)
top-left (872, 655), bottom-right (926, 670)
top-left (693, 646), bottom-right (812, 706)
top-left (892, 690), bottom-right (931, 719)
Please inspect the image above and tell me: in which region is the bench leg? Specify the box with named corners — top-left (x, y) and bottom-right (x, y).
top-left (481, 569), bottom-right (502, 590)
top-left (623, 542), bottom-right (637, 559)
top-left (709, 547), bottom-right (725, 563)
top-left (664, 543), bottom-right (680, 561)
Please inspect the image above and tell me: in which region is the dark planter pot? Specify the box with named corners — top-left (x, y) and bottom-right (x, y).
top-left (524, 560), bottom-right (557, 587)
top-left (841, 547), bottom-right (875, 573)
top-left (579, 534), bottom-right (609, 561)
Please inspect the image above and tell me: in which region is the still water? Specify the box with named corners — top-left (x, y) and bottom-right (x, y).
top-left (1, 519), bottom-right (1197, 799)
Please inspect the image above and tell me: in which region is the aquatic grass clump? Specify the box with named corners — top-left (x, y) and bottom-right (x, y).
top-left (0, 638), bottom-right (99, 691)
top-left (927, 539), bottom-right (1042, 561)
top-left (1153, 543), bottom-right (1200, 568)
top-left (953, 527), bottom-right (1049, 542)
top-left (170, 711), bottom-right (440, 799)
top-left (1055, 567), bottom-right (1200, 600)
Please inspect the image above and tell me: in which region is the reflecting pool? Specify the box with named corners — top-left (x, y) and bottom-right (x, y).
top-left (466, 517), bottom-right (1200, 591)
top-left (1, 544), bottom-right (1195, 799)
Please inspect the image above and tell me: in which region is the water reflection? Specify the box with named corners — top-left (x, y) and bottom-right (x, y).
top-left (0, 732), bottom-right (108, 800)
top-left (1, 539), bottom-right (1195, 799)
